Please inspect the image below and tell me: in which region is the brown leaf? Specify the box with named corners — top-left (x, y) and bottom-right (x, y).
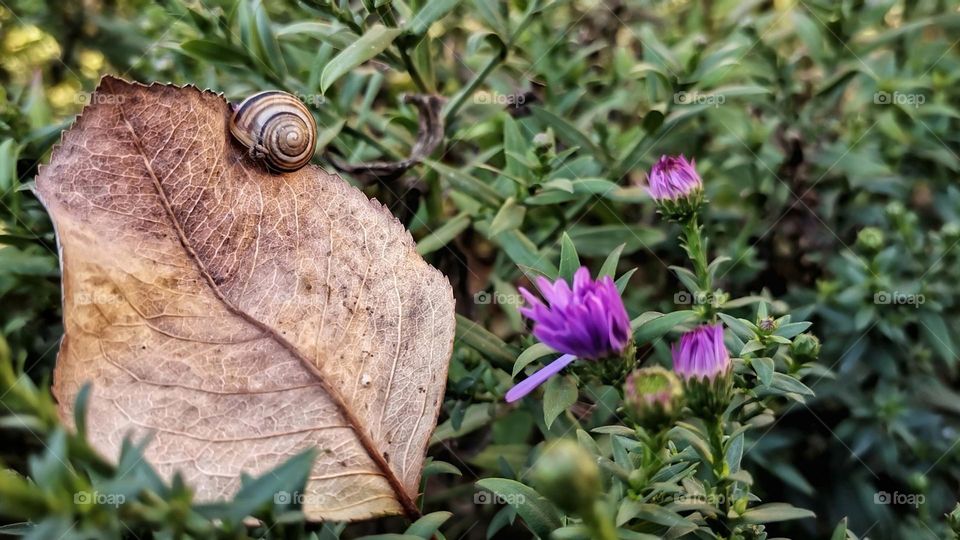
top-left (34, 76), bottom-right (455, 522)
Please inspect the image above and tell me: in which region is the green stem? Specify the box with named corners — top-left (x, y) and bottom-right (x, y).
top-left (376, 5), bottom-right (428, 93)
top-left (399, 47), bottom-right (429, 93)
top-left (682, 214), bottom-right (709, 291)
top-left (681, 213), bottom-right (716, 319)
top-left (582, 501), bottom-right (618, 540)
top-left (706, 414), bottom-right (727, 480)
top-left (443, 52), bottom-right (504, 124)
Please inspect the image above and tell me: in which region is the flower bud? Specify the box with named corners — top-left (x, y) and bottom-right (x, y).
top-left (757, 317), bottom-right (777, 334)
top-left (672, 324), bottom-right (732, 416)
top-left (531, 440), bottom-right (601, 515)
top-left (646, 155), bottom-right (704, 221)
top-left (623, 366), bottom-right (682, 429)
top-left (856, 227), bottom-right (885, 251)
top-left (885, 201), bottom-right (906, 220)
top-left (790, 333), bottom-right (821, 362)
top-left (532, 131), bottom-right (554, 151)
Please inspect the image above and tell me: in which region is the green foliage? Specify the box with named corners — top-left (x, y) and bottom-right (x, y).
top-left (1, 0), bottom-right (959, 538)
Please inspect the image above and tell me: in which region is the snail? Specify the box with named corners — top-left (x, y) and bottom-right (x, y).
top-left (229, 90), bottom-right (317, 173)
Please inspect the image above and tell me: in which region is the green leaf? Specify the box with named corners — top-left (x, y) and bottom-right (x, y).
top-left (632, 311), bottom-right (698, 345)
top-left (497, 230), bottom-right (558, 278)
top-left (718, 313), bottom-right (756, 340)
top-left (456, 314), bottom-right (518, 368)
top-left (599, 244), bottom-right (626, 278)
top-left (227, 449), bottom-right (315, 524)
top-left (530, 106), bottom-right (604, 161)
top-left (740, 339), bottom-right (766, 356)
top-left (670, 423), bottom-right (713, 466)
top-left (750, 357), bottom-right (774, 386)
top-left (179, 40), bottom-right (250, 66)
top-left (740, 503), bottom-right (816, 524)
top-left (558, 232), bottom-right (580, 282)
top-left (431, 403), bottom-right (493, 444)
top-left (417, 212), bottom-right (471, 255)
top-left (542, 375), bottom-right (578, 429)
top-left (422, 460), bottom-right (462, 478)
top-left (830, 517), bottom-right (849, 540)
top-left (670, 265), bottom-right (700, 295)
top-left (252, 1), bottom-right (287, 77)
top-left (321, 25), bottom-right (403, 92)
top-left (615, 501), bottom-right (697, 533)
top-left (567, 224), bottom-right (665, 256)
top-left (774, 322), bottom-right (812, 339)
top-left (725, 432), bottom-right (744, 473)
top-left (73, 383), bottom-right (92, 440)
top-left (550, 525), bottom-right (592, 540)
top-left (489, 197), bottom-right (526, 237)
top-left (405, 511), bottom-right (452, 538)
top-left (513, 343), bottom-right (558, 377)
top-left (919, 312), bottom-right (956, 366)
top-left (770, 373), bottom-right (815, 396)
top-left (576, 429), bottom-right (601, 456)
top-left (615, 268), bottom-right (637, 293)
top-left (425, 159), bottom-right (504, 207)
top-left (474, 479), bottom-right (562, 538)
top-left (409, 0), bottom-right (463, 35)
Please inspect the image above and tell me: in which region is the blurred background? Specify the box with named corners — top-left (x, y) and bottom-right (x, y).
top-left (1, 0), bottom-right (960, 538)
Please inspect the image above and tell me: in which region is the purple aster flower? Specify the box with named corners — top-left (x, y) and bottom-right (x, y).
top-left (671, 324), bottom-right (731, 381)
top-left (647, 154), bottom-right (702, 201)
top-left (505, 267), bottom-right (632, 403)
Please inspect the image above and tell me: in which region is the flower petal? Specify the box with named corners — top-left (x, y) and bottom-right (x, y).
top-left (505, 354), bottom-right (577, 403)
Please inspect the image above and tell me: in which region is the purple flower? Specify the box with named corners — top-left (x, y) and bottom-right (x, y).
top-left (520, 267), bottom-right (631, 360)
top-left (672, 324), bottom-right (730, 381)
top-left (647, 154), bottom-right (702, 201)
top-left (505, 267), bottom-right (632, 403)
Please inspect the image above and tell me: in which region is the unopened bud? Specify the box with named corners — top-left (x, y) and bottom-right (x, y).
top-left (856, 227), bottom-right (885, 251)
top-left (531, 440), bottom-right (600, 515)
top-left (623, 367), bottom-right (682, 429)
top-left (790, 333), bottom-right (821, 361)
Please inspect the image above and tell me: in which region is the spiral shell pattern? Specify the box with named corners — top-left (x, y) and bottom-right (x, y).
top-left (230, 91), bottom-right (317, 173)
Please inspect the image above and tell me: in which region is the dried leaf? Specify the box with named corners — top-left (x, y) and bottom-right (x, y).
top-left (34, 77), bottom-right (455, 522)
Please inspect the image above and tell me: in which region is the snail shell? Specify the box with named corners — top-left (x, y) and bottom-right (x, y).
top-left (229, 91), bottom-right (317, 173)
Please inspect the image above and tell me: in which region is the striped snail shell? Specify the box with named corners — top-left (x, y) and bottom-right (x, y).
top-left (229, 91), bottom-right (317, 173)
